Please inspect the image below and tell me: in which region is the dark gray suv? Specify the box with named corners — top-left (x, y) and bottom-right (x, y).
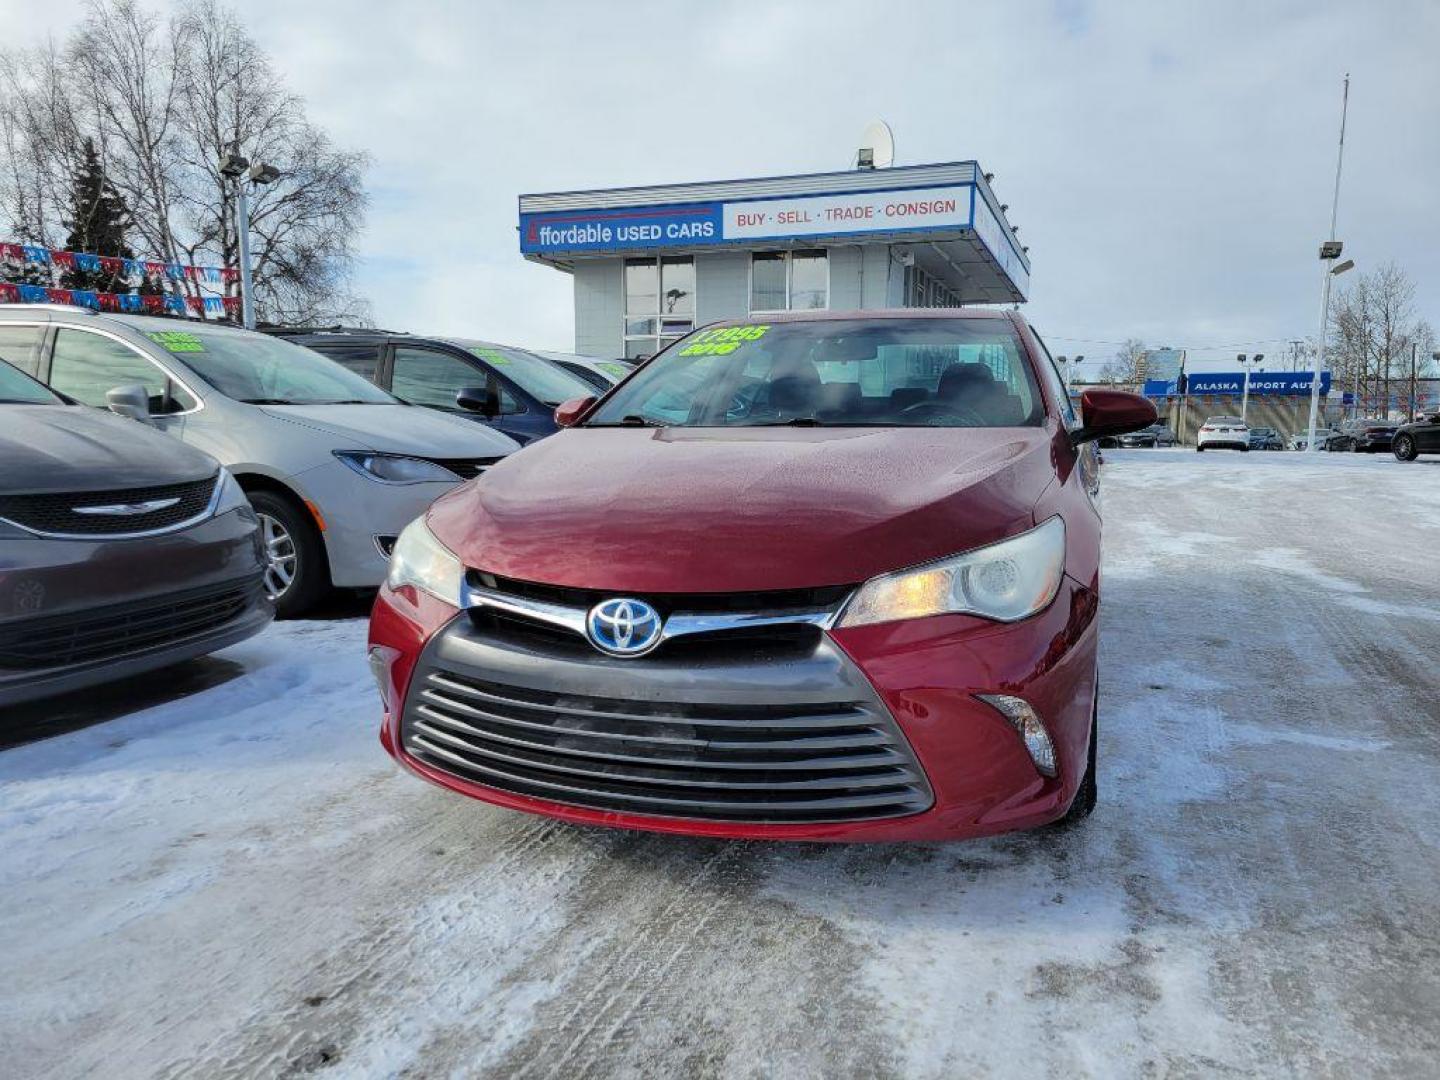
top-left (0, 355), bottom-right (271, 707)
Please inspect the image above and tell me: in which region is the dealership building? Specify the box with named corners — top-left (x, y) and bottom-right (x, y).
top-left (518, 161), bottom-right (1030, 359)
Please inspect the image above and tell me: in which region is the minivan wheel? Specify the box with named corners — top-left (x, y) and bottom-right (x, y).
top-left (1058, 688), bottom-right (1099, 826)
top-left (1394, 434), bottom-right (1418, 461)
top-left (249, 490), bottom-right (328, 618)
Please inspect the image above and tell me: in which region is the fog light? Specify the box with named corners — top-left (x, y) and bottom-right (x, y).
top-left (368, 646), bottom-right (399, 712)
top-left (977, 694), bottom-right (1057, 777)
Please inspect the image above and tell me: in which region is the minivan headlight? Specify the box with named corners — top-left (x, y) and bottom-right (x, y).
top-left (837, 517), bottom-right (1066, 627)
top-left (334, 451), bottom-right (458, 484)
top-left (386, 517), bottom-right (463, 604)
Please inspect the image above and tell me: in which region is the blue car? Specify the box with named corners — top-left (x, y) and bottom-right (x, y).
top-left (272, 328), bottom-right (598, 445)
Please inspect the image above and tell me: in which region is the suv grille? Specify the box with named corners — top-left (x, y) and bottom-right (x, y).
top-left (0, 577), bottom-right (262, 670)
top-left (424, 457), bottom-right (504, 480)
top-left (0, 476), bottom-right (217, 536)
top-left (402, 667), bottom-right (932, 823)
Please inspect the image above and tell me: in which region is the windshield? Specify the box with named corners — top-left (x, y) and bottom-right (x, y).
top-left (0, 358), bottom-right (63, 404)
top-left (448, 340), bottom-right (595, 405)
top-left (587, 317), bottom-right (1044, 428)
top-left (145, 327), bottom-right (395, 405)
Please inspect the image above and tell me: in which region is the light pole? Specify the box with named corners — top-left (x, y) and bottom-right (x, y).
top-left (1238, 354), bottom-right (1249, 421)
top-left (1305, 73), bottom-right (1353, 452)
top-left (1239, 353), bottom-right (1264, 421)
top-left (219, 150), bottom-right (281, 330)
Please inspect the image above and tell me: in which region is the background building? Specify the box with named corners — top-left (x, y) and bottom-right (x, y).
top-left (518, 162), bottom-right (1030, 359)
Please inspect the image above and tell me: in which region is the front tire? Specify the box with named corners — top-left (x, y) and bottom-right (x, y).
top-left (1196, 444), bottom-right (1205, 452)
top-left (1394, 434), bottom-right (1418, 461)
top-left (248, 490), bottom-right (329, 618)
top-left (1059, 689), bottom-right (1099, 825)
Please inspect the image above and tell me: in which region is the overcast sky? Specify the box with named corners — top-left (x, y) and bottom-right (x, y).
top-left (6, 0), bottom-right (1438, 373)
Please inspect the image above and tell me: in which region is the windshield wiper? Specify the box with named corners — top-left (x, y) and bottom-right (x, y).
top-left (590, 414), bottom-right (665, 428)
top-left (750, 416), bottom-right (826, 427)
top-left (238, 397), bottom-right (296, 405)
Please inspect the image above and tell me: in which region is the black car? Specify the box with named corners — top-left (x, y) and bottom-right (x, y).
top-left (1392, 412), bottom-right (1440, 461)
top-left (1247, 426), bottom-right (1284, 450)
top-left (1326, 418), bottom-right (1397, 452)
top-left (0, 352), bottom-right (270, 707)
top-left (269, 328), bottom-right (598, 445)
top-left (1117, 422), bottom-right (1176, 448)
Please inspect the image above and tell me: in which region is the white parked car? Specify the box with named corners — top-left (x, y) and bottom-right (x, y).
top-left (1196, 416), bottom-right (1250, 451)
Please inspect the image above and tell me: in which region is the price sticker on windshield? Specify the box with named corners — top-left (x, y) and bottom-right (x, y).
top-left (147, 330), bottom-right (205, 353)
top-left (469, 347), bottom-right (511, 365)
top-left (678, 325), bottom-right (769, 357)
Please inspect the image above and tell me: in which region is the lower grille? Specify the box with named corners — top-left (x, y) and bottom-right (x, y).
top-left (0, 475), bottom-right (218, 536)
top-left (422, 457), bottom-right (503, 480)
top-left (0, 577), bottom-right (263, 670)
top-left (402, 665), bottom-right (932, 823)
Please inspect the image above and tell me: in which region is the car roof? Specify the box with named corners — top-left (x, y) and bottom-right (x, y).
top-left (707, 307), bottom-right (1020, 325)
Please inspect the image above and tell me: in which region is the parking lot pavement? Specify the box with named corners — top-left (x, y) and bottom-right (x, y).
top-left (2, 449), bottom-right (1437, 1078)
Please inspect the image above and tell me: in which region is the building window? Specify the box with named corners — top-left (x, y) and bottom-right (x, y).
top-left (903, 262), bottom-right (959, 308)
top-left (623, 256), bottom-right (694, 359)
top-left (750, 250), bottom-right (828, 313)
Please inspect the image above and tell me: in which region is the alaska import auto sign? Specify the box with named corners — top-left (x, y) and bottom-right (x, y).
top-left (1186, 371), bottom-right (1333, 396)
top-left (519, 184), bottom-right (975, 254)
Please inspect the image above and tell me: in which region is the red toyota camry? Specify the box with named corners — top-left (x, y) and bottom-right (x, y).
top-left (369, 311), bottom-right (1154, 841)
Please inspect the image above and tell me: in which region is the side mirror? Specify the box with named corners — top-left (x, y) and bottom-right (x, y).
top-left (106, 383), bottom-right (153, 424)
top-left (455, 385), bottom-right (499, 418)
top-left (1070, 389), bottom-right (1156, 446)
top-left (554, 395), bottom-right (596, 428)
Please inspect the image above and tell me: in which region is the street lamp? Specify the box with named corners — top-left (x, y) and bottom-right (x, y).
top-left (1305, 74), bottom-right (1352, 452)
top-left (218, 150), bottom-right (281, 329)
top-left (1305, 251), bottom-right (1355, 450)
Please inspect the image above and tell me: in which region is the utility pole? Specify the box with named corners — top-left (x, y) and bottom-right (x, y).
top-left (1306, 74), bottom-right (1351, 452)
top-left (1410, 341), bottom-right (1418, 420)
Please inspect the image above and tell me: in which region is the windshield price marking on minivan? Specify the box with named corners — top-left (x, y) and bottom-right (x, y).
top-left (147, 331), bottom-right (205, 352)
top-left (678, 325), bottom-right (770, 356)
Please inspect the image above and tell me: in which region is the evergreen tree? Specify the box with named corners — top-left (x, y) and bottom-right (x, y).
top-left (60, 138), bottom-right (134, 293)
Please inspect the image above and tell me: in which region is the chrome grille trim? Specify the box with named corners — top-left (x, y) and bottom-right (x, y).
top-left (0, 472), bottom-right (223, 540)
top-left (460, 582), bottom-right (840, 645)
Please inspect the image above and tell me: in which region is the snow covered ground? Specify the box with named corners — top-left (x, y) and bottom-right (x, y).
top-left (3, 449), bottom-right (1438, 1078)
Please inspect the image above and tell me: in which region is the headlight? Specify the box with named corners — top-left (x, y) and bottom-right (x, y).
top-left (334, 451), bottom-right (458, 484)
top-left (837, 517), bottom-right (1066, 628)
top-left (213, 467), bottom-right (253, 517)
top-left (386, 517), bottom-right (464, 604)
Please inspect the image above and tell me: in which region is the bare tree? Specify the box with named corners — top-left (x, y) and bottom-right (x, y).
top-left (0, 0), bottom-right (368, 323)
top-left (1098, 338), bottom-right (1147, 385)
top-left (1328, 262), bottom-right (1423, 417)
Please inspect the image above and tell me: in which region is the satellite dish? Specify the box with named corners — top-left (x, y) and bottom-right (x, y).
top-left (858, 120), bottom-right (895, 169)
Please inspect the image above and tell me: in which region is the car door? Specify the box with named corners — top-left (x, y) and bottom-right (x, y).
top-left (1418, 414), bottom-right (1440, 452)
top-left (389, 345), bottom-right (548, 444)
top-left (42, 325), bottom-right (198, 437)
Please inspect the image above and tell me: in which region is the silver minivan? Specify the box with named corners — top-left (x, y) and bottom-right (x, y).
top-left (0, 306), bottom-right (519, 615)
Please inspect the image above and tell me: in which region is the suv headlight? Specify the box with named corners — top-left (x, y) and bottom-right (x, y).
top-left (387, 517), bottom-right (463, 604)
top-left (837, 517), bottom-right (1066, 628)
top-left (213, 467), bottom-right (251, 516)
top-left (334, 451), bottom-right (458, 484)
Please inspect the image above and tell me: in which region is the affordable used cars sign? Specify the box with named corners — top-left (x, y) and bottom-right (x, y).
top-left (519, 185), bottom-right (975, 254)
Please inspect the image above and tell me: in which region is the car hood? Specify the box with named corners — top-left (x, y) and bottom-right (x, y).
top-left (427, 425), bottom-right (1060, 594)
top-left (0, 405), bottom-right (217, 495)
top-left (256, 403), bottom-right (518, 456)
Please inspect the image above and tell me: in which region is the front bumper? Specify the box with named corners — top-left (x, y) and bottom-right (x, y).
top-left (0, 508), bottom-right (272, 708)
top-left (289, 460), bottom-right (463, 588)
top-left (369, 576), bottom-right (1099, 841)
